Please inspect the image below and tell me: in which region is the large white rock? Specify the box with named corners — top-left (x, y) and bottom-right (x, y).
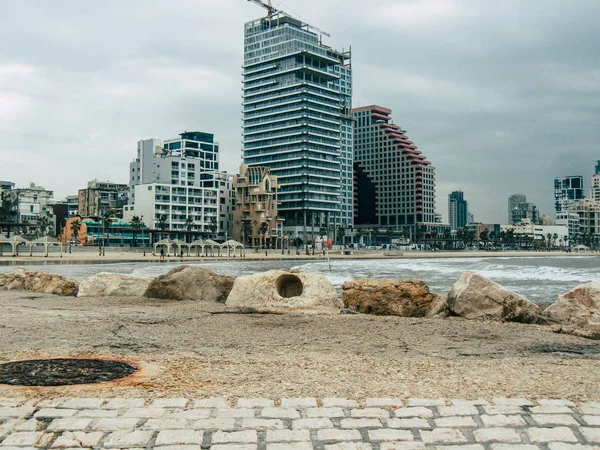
top-left (544, 282), bottom-right (600, 327)
top-left (225, 270), bottom-right (341, 313)
top-left (78, 272), bottom-right (155, 297)
top-left (447, 272), bottom-right (542, 323)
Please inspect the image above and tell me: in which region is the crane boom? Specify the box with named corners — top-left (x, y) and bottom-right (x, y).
top-left (246, 0), bottom-right (330, 37)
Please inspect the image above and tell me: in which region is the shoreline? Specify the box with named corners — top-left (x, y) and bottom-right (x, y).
top-left (0, 248), bottom-right (596, 265)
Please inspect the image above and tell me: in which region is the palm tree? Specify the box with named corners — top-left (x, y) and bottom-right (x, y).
top-left (184, 216), bottom-right (194, 243)
top-left (37, 216), bottom-right (50, 237)
top-left (337, 225), bottom-right (346, 247)
top-left (259, 221), bottom-right (269, 250)
top-left (546, 233), bottom-right (552, 249)
top-left (354, 228), bottom-right (365, 246)
top-left (242, 221), bottom-right (253, 247)
top-left (553, 233), bottom-right (558, 250)
top-left (129, 215), bottom-right (143, 247)
top-left (70, 219), bottom-right (82, 245)
top-left (157, 214), bottom-right (168, 241)
top-left (102, 209), bottom-right (115, 248)
top-left (208, 216), bottom-right (218, 239)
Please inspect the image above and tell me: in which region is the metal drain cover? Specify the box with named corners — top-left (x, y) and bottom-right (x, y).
top-left (0, 358), bottom-right (137, 386)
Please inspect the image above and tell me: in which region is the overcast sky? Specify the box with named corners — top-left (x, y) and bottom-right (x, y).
top-left (1, 0), bottom-right (599, 223)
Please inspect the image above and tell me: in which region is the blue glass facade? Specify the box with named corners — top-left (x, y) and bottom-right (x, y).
top-left (242, 16), bottom-right (353, 228)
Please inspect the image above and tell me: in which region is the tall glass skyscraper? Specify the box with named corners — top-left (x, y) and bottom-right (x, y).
top-left (242, 15), bottom-right (353, 236)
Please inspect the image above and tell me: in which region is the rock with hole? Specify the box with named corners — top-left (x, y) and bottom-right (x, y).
top-left (342, 279), bottom-right (438, 317)
top-left (144, 265), bottom-right (235, 302)
top-left (0, 268), bottom-right (79, 296)
top-left (447, 272), bottom-right (544, 323)
top-left (78, 272), bottom-right (155, 297)
top-left (225, 270), bottom-right (341, 313)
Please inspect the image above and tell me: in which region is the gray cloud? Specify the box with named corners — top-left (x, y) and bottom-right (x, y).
top-left (1, 0), bottom-right (599, 224)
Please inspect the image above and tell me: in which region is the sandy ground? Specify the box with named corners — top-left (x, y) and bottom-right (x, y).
top-left (0, 290), bottom-right (598, 402)
top-left (0, 246), bottom-right (592, 264)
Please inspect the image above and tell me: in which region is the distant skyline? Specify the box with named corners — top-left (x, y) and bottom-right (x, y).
top-left (1, 0), bottom-right (599, 223)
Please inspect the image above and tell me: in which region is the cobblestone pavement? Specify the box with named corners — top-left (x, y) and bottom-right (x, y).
top-left (0, 397), bottom-right (599, 449)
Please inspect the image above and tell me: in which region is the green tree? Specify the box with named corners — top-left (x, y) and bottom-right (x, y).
top-left (102, 209), bottom-right (115, 247)
top-left (70, 219), bottom-right (81, 245)
top-left (129, 215), bottom-right (144, 247)
top-left (354, 228), bottom-right (365, 246)
top-left (259, 221), bottom-right (269, 249)
top-left (337, 225), bottom-right (346, 247)
top-left (184, 216), bottom-right (194, 243)
top-left (209, 216), bottom-right (218, 239)
top-left (37, 216), bottom-right (50, 237)
top-left (242, 221), bottom-right (253, 247)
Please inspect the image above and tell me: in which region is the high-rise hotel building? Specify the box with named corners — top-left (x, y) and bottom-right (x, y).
top-left (353, 105), bottom-right (436, 230)
top-left (242, 15), bottom-right (353, 235)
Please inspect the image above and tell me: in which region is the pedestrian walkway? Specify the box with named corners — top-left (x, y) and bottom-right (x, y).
top-left (0, 397), bottom-right (598, 449)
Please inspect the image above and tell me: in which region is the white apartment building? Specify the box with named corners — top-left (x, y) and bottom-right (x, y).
top-left (501, 220), bottom-right (569, 246)
top-left (7, 183), bottom-right (55, 235)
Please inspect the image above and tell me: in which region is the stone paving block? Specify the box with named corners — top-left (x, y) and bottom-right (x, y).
top-left (266, 444), bottom-right (313, 450)
top-left (450, 400), bottom-right (489, 406)
top-left (192, 418), bottom-right (236, 430)
top-left (420, 428), bottom-right (467, 444)
top-left (582, 415), bottom-right (600, 426)
top-left (490, 445), bottom-right (540, 450)
top-left (266, 430), bottom-right (311, 442)
top-left (366, 398), bottom-right (404, 408)
top-left (156, 446), bottom-right (198, 450)
top-left (155, 429), bottom-right (203, 445)
top-left (317, 429), bottom-right (362, 441)
top-left (194, 398), bottom-right (230, 408)
top-left (436, 446), bottom-right (484, 450)
top-left (438, 405), bottom-right (479, 416)
top-left (305, 408), bottom-right (345, 418)
top-left (547, 444), bottom-right (600, 450)
top-left (379, 444), bottom-right (427, 450)
top-left (473, 428), bottom-right (521, 443)
top-left (240, 419), bottom-right (284, 430)
top-left (433, 416), bottom-right (477, 428)
top-left (322, 398), bottom-right (359, 408)
top-left (167, 409), bottom-right (211, 420)
top-left (0, 406), bottom-right (37, 419)
top-left (350, 408), bottom-right (389, 419)
top-left (91, 417), bottom-right (140, 431)
top-left (212, 430), bottom-right (258, 444)
top-left (340, 418), bottom-right (382, 429)
top-left (493, 398), bottom-right (533, 407)
top-left (483, 406), bottom-right (525, 415)
top-left (530, 405), bottom-right (573, 414)
top-left (0, 431), bottom-right (44, 446)
top-left (407, 399), bottom-right (445, 407)
top-left (76, 409), bottom-right (119, 418)
top-left (34, 408), bottom-right (77, 418)
top-left (480, 414), bottom-right (527, 427)
top-left (142, 418), bottom-right (191, 430)
top-left (149, 398), bottom-right (188, 409)
top-left (292, 418), bottom-right (334, 429)
top-left (47, 418), bottom-right (93, 431)
top-left (261, 408), bottom-right (301, 419)
top-left (59, 398), bottom-right (104, 409)
top-left (580, 405), bottom-right (600, 415)
top-left (531, 414), bottom-right (579, 426)
top-left (217, 408), bottom-right (256, 418)
top-left (580, 427), bottom-right (600, 444)
top-left (368, 429), bottom-right (414, 441)
top-left (103, 430), bottom-right (155, 448)
top-left (102, 398), bottom-right (145, 409)
top-left (538, 400), bottom-right (576, 407)
top-left (193, 419), bottom-right (235, 430)
top-left (526, 427), bottom-right (578, 443)
top-left (211, 445), bottom-right (257, 450)
top-left (387, 418), bottom-right (431, 429)
top-left (122, 407), bottom-right (166, 418)
top-left (281, 398), bottom-right (318, 408)
top-left (14, 419), bottom-right (46, 432)
top-left (237, 398), bottom-right (274, 408)
top-left (393, 407), bottom-right (434, 418)
top-left (50, 431), bottom-right (104, 448)
top-left (324, 444), bottom-right (373, 450)
top-left (0, 398), bottom-right (26, 408)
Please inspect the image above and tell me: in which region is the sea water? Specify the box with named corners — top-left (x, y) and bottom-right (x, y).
top-left (1, 256), bottom-right (598, 304)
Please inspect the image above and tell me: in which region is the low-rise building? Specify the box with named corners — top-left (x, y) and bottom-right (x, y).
top-left (232, 165), bottom-right (283, 248)
top-left (6, 183), bottom-right (56, 236)
top-left (78, 180), bottom-right (129, 218)
top-left (501, 220), bottom-right (569, 247)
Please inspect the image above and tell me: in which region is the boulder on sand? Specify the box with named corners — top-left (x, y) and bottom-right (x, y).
top-left (144, 265), bottom-right (234, 302)
top-left (447, 272), bottom-right (543, 323)
top-left (0, 268), bottom-right (78, 296)
top-left (78, 272), bottom-right (155, 297)
top-left (342, 279), bottom-right (438, 317)
top-left (544, 282), bottom-right (600, 328)
top-left (225, 270), bottom-right (341, 313)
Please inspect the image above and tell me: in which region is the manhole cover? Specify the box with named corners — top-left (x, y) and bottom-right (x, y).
top-left (531, 345), bottom-right (600, 359)
top-left (0, 359), bottom-right (137, 386)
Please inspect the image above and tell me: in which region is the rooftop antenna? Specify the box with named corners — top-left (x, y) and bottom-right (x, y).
top-left (247, 0), bottom-right (330, 37)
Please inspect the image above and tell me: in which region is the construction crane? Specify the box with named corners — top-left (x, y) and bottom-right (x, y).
top-left (247, 0), bottom-right (330, 37)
